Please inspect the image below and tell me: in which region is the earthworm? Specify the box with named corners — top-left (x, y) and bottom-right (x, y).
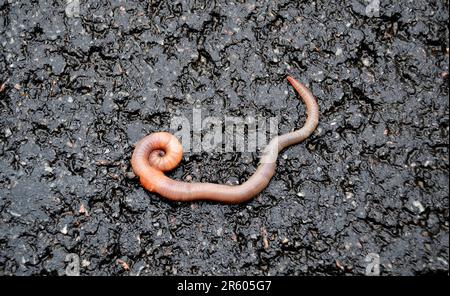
top-left (131, 76), bottom-right (319, 204)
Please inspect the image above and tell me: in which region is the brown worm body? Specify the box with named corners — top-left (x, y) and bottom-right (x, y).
top-left (131, 76), bottom-right (319, 204)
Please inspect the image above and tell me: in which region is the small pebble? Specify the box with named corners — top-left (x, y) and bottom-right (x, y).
top-left (81, 259), bottom-right (90, 267)
top-left (4, 128), bottom-right (12, 137)
top-left (60, 225), bottom-right (68, 235)
top-left (362, 58), bottom-right (371, 67)
top-left (126, 171), bottom-right (136, 179)
top-left (79, 203), bottom-right (88, 216)
top-left (412, 200), bottom-right (425, 213)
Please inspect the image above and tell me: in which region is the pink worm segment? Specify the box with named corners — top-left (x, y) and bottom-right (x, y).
top-left (131, 76), bottom-right (319, 204)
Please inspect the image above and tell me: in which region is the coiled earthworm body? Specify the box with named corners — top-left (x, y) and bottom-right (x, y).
top-left (131, 76), bottom-right (319, 204)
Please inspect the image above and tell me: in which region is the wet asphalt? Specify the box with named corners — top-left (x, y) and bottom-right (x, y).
top-left (0, 0), bottom-right (448, 275)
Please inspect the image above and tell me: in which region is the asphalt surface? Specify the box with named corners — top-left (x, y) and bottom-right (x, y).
top-left (0, 0), bottom-right (448, 275)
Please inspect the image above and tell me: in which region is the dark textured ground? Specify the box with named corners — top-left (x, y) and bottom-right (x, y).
top-left (0, 0), bottom-right (448, 276)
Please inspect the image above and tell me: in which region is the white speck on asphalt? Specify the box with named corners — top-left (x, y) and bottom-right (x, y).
top-left (297, 192), bottom-right (305, 197)
top-left (61, 225), bottom-right (68, 234)
top-left (412, 200), bottom-right (425, 213)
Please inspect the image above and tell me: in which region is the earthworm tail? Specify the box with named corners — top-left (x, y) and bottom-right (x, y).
top-left (131, 76), bottom-right (319, 204)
